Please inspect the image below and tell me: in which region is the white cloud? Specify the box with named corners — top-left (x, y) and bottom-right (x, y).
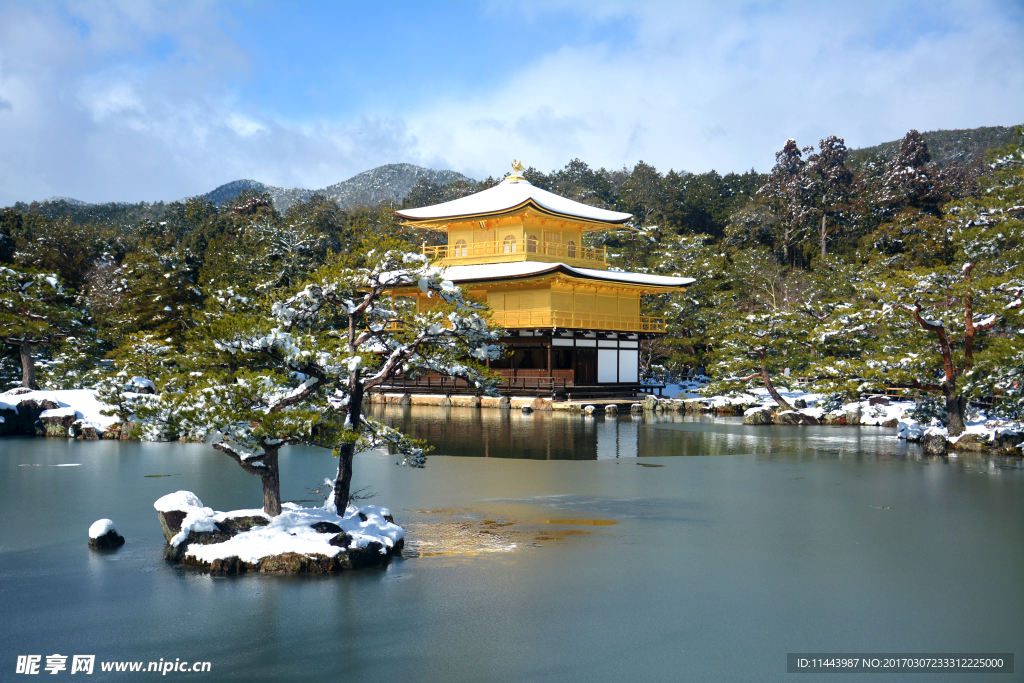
top-left (0, 1), bottom-right (1020, 205)
top-left (227, 114), bottom-right (268, 138)
top-left (406, 1), bottom-right (1024, 178)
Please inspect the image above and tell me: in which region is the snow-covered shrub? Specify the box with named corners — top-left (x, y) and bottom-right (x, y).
top-left (0, 351), bottom-right (20, 389)
top-left (819, 392), bottom-right (847, 412)
top-left (910, 396), bottom-right (947, 426)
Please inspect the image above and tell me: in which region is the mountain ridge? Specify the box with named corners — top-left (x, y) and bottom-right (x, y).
top-left (203, 163), bottom-right (476, 210)
top-left (21, 124), bottom-right (1022, 209)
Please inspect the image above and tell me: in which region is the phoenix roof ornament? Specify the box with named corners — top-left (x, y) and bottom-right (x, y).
top-left (510, 159), bottom-right (525, 182)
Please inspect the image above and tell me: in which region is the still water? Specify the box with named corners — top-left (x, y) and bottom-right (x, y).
top-left (1, 408), bottom-right (1021, 682)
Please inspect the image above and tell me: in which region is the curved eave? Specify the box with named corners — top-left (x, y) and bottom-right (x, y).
top-left (387, 263), bottom-right (693, 294)
top-left (396, 198), bottom-right (632, 231)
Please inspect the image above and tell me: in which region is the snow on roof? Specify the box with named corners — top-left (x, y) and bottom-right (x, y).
top-left (434, 261), bottom-right (694, 288)
top-left (395, 177), bottom-right (633, 224)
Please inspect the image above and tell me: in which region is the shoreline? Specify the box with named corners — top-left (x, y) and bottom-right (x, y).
top-left (3, 386), bottom-right (1021, 457)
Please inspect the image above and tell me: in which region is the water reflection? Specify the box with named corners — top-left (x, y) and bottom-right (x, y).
top-left (2, 422), bottom-right (1022, 682)
top-left (369, 406), bottom-right (1024, 474)
top-left (370, 406), bottom-right (907, 460)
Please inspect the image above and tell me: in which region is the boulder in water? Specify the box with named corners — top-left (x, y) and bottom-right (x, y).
top-left (922, 432), bottom-right (948, 454)
top-left (743, 408), bottom-right (773, 425)
top-left (774, 411), bottom-right (820, 425)
top-left (88, 519), bottom-right (125, 550)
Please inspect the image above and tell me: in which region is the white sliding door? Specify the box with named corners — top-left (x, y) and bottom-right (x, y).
top-left (597, 349), bottom-right (618, 383)
top-left (618, 350), bottom-right (639, 383)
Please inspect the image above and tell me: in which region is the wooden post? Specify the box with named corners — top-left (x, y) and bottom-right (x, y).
top-left (547, 341), bottom-right (552, 378)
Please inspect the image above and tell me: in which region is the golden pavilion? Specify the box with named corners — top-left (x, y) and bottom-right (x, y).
top-left (392, 162), bottom-right (694, 398)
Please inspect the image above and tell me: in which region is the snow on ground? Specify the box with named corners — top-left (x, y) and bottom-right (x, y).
top-left (694, 386), bottom-right (825, 410)
top-left (897, 414), bottom-right (1022, 446)
top-left (685, 385), bottom-right (1020, 447)
top-left (661, 376), bottom-right (712, 399)
top-left (848, 400), bottom-right (917, 426)
top-left (0, 389), bottom-right (119, 431)
top-left (154, 491), bottom-right (405, 564)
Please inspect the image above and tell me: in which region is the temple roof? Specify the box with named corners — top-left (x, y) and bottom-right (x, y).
top-left (433, 261), bottom-right (694, 289)
top-left (395, 176), bottom-right (632, 225)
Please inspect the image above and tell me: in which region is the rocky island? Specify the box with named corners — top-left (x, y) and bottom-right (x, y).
top-left (154, 491), bottom-right (405, 575)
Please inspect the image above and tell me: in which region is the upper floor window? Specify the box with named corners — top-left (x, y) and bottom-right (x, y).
top-left (453, 239), bottom-right (468, 257)
top-left (503, 235), bottom-right (517, 253)
top-left (566, 240), bottom-right (576, 258)
top-left (526, 234), bottom-right (538, 253)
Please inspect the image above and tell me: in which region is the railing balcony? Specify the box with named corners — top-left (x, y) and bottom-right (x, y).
top-left (378, 311), bottom-right (666, 334)
top-left (423, 240), bottom-right (606, 265)
top-left (490, 310), bottom-right (665, 333)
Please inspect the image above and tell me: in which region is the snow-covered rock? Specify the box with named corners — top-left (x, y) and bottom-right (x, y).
top-left (153, 491), bottom-right (405, 574)
top-left (774, 410), bottom-right (820, 425)
top-left (743, 407), bottom-right (773, 425)
top-left (88, 519), bottom-right (125, 550)
top-left (897, 421), bottom-right (925, 442)
top-left (38, 407), bottom-right (77, 436)
top-left (922, 427), bottom-right (948, 454)
top-left (154, 491), bottom-right (205, 513)
top-left (0, 388), bottom-right (118, 437)
top-left (0, 394), bottom-right (58, 436)
top-left (126, 376), bottom-right (156, 394)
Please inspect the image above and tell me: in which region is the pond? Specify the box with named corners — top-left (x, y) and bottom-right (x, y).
top-left (1, 408), bottom-right (1021, 682)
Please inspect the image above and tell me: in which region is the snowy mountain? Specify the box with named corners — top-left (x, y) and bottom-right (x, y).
top-left (204, 163), bottom-right (476, 210)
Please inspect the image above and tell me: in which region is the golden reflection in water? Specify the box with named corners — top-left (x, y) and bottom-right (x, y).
top-left (397, 507), bottom-right (618, 560)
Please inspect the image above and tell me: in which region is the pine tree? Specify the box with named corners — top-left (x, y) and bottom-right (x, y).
top-left (862, 133), bottom-right (1024, 434)
top-left (134, 239), bottom-right (500, 516)
top-left (806, 136), bottom-right (855, 259)
top-left (705, 249), bottom-right (813, 409)
top-left (758, 140), bottom-right (817, 265)
top-left (110, 241), bottom-right (201, 345)
top-left (0, 266), bottom-right (83, 388)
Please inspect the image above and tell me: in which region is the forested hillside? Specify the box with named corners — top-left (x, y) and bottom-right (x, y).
top-left (2, 125), bottom-right (1022, 436)
top-left (848, 125), bottom-right (1019, 168)
top-left (25, 163), bottom-right (476, 216)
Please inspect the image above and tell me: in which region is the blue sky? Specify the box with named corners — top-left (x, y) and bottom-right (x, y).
top-left (0, 0), bottom-right (1021, 205)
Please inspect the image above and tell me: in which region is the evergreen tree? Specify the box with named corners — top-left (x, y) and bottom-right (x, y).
top-left (648, 233), bottom-right (730, 373)
top-left (0, 208), bottom-right (20, 264)
top-left (758, 140), bottom-right (817, 265)
top-left (0, 266), bottom-right (83, 388)
top-left (861, 133), bottom-right (1024, 434)
top-left (12, 216), bottom-right (103, 291)
top-left (110, 241), bottom-right (201, 345)
top-left (705, 249), bottom-right (813, 409)
top-left (133, 239), bottom-right (500, 516)
top-left (806, 136), bottom-right (855, 259)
